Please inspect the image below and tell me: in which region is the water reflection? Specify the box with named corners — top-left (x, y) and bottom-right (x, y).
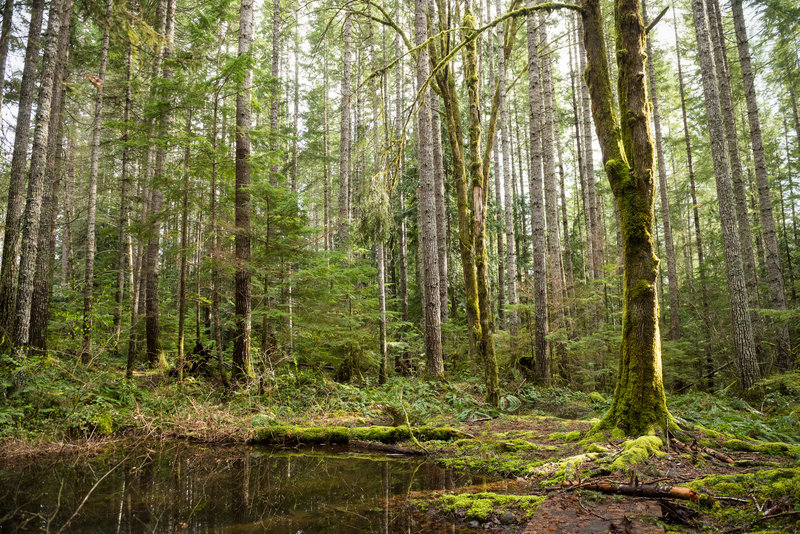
top-left (0, 441), bottom-right (493, 533)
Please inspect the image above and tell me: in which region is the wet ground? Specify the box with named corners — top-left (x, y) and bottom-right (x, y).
top-left (0, 440), bottom-right (504, 533)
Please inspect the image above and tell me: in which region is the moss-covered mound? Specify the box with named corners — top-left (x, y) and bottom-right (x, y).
top-left (418, 491), bottom-right (546, 522)
top-left (250, 424), bottom-right (465, 445)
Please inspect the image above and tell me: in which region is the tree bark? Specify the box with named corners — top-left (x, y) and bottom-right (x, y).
top-left (674, 5), bottom-right (713, 386)
top-left (81, 0), bottom-right (112, 363)
top-left (690, 0), bottom-right (760, 390)
top-left (731, 0), bottom-right (793, 370)
top-left (527, 10), bottom-right (550, 382)
top-left (145, 0), bottom-right (173, 371)
top-left (431, 92), bottom-right (449, 324)
top-left (498, 16), bottom-right (518, 334)
top-left (0, 0), bottom-right (14, 117)
top-left (0, 0), bottom-right (45, 341)
top-left (414, 0), bottom-right (443, 379)
top-left (12, 0), bottom-right (72, 351)
top-left (491, 25), bottom-right (506, 331)
top-left (29, 46), bottom-right (68, 352)
top-left (234, 0), bottom-right (255, 379)
top-left (581, 0), bottom-right (671, 434)
top-left (541, 15), bottom-right (567, 316)
top-left (338, 14), bottom-right (352, 246)
top-left (706, 0), bottom-right (761, 320)
top-left (177, 108), bottom-right (192, 385)
top-left (644, 2), bottom-right (679, 340)
top-left (577, 16), bottom-right (602, 278)
top-left (115, 34), bottom-right (134, 349)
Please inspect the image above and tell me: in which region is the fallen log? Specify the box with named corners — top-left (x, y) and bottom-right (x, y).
top-left (561, 481), bottom-right (700, 503)
top-left (349, 440), bottom-right (426, 455)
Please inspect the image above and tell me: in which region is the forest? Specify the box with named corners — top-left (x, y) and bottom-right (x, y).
top-left (0, 0), bottom-right (799, 530)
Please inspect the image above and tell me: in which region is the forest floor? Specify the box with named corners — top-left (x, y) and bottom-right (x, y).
top-left (1, 359), bottom-right (798, 533)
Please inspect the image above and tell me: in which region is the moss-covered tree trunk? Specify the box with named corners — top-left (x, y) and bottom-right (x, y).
top-left (581, 0), bottom-right (670, 435)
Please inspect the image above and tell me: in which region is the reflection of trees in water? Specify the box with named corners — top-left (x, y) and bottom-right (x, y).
top-left (0, 441), bottom-right (487, 533)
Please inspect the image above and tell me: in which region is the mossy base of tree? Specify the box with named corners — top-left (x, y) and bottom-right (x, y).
top-left (249, 424), bottom-right (466, 446)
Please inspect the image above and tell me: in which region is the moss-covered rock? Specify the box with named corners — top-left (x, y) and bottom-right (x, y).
top-left (547, 430), bottom-right (581, 442)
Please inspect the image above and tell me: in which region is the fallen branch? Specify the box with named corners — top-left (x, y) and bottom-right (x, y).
top-left (561, 481), bottom-right (700, 502)
top-left (349, 440), bottom-right (426, 455)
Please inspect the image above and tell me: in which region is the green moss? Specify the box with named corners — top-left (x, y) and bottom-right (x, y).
top-left (720, 439), bottom-right (800, 458)
top-left (688, 468), bottom-right (800, 523)
top-left (539, 453), bottom-right (598, 486)
top-left (250, 425), bottom-right (465, 445)
top-left (547, 430), bottom-right (581, 442)
top-left (610, 427), bottom-right (626, 440)
top-left (499, 439), bottom-right (540, 452)
top-left (435, 492), bottom-right (546, 521)
top-left (583, 442), bottom-right (609, 454)
top-left (589, 392), bottom-right (607, 404)
top-left (609, 435), bottom-right (663, 471)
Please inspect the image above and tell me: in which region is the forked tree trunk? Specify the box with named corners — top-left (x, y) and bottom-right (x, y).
top-left (581, 0), bottom-right (671, 435)
top-left (690, 0), bottom-right (760, 390)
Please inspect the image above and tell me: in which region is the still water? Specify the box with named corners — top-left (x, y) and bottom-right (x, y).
top-left (0, 440), bottom-right (498, 533)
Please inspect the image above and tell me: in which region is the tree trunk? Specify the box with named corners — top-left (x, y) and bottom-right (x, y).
top-left (0, 0), bottom-right (14, 116)
top-left (498, 17), bottom-right (518, 334)
top-left (81, 0), bottom-right (112, 363)
top-left (431, 92), bottom-right (449, 324)
top-left (12, 0), bottom-right (72, 351)
top-left (491, 28), bottom-right (506, 331)
top-left (338, 14), bottom-right (352, 246)
top-left (541, 15), bottom-right (567, 316)
top-left (527, 10), bottom-right (550, 382)
top-left (577, 16), bottom-right (602, 278)
top-left (706, 0), bottom-right (761, 322)
top-left (465, 9), bottom-right (499, 405)
top-left (115, 35), bottom-right (134, 349)
top-left (570, 20), bottom-right (592, 282)
top-left (209, 39), bottom-right (229, 386)
top-left (580, 0), bottom-right (671, 435)
top-left (177, 108), bottom-right (192, 385)
top-left (0, 0), bottom-right (44, 341)
top-left (690, 0), bottom-right (760, 390)
top-left (674, 5), bottom-right (713, 386)
top-left (378, 242), bottom-right (388, 383)
top-left (731, 0), bottom-right (793, 370)
top-left (144, 0), bottom-right (173, 371)
top-left (644, 2), bottom-right (679, 340)
top-left (234, 0), bottom-right (255, 380)
top-left (414, 0), bottom-right (443, 379)
top-left (29, 50), bottom-right (68, 352)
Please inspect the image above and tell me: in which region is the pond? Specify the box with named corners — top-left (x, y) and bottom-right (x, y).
top-left (0, 440), bottom-right (503, 533)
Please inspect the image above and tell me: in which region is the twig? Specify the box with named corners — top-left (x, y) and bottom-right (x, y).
top-left (646, 6), bottom-right (670, 33)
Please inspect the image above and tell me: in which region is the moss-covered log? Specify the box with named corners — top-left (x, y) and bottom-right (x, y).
top-left (250, 425), bottom-right (467, 446)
